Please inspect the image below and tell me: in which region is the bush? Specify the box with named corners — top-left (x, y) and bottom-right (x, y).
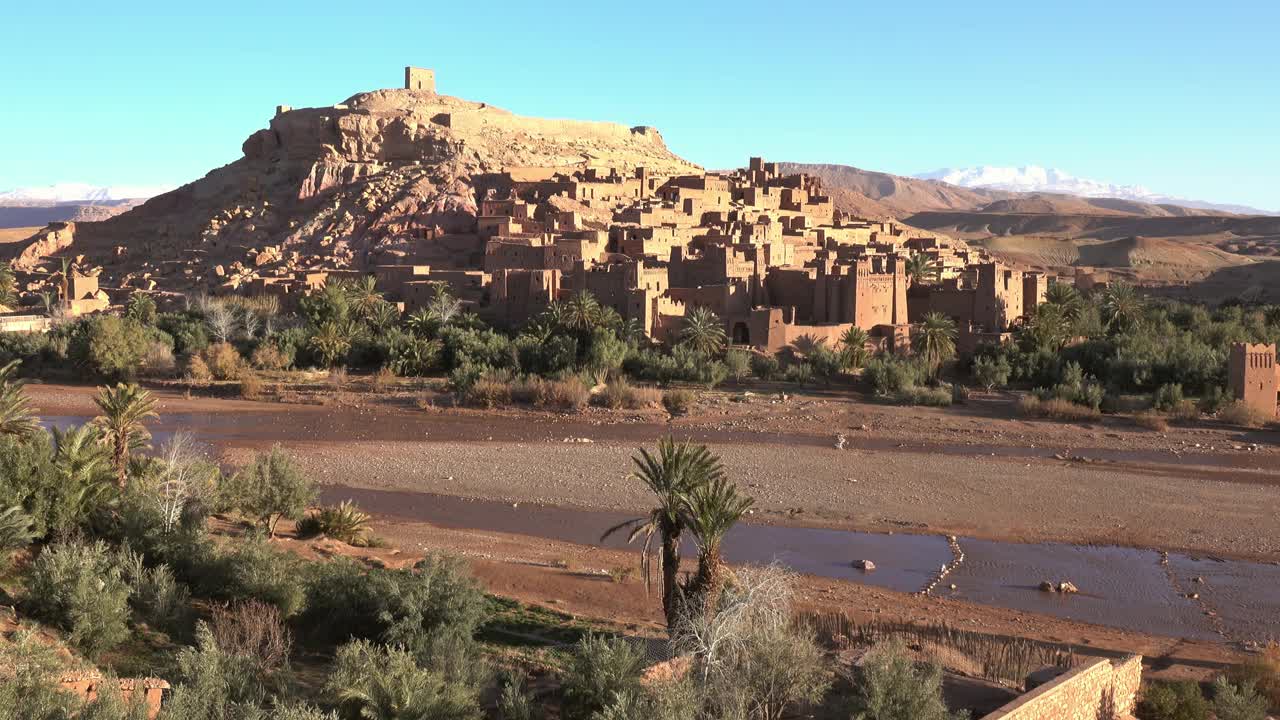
top-left (724, 349), bottom-right (751, 382)
top-left (1133, 410), bottom-right (1170, 432)
top-left (209, 600), bottom-right (293, 688)
top-left (325, 640), bottom-right (484, 720)
top-left (165, 623), bottom-right (280, 717)
top-left (561, 634), bottom-right (647, 720)
top-left (75, 316), bottom-right (152, 379)
top-left (784, 362), bottom-right (814, 385)
top-left (185, 354), bottom-right (213, 382)
top-left (892, 386), bottom-right (952, 407)
top-left (465, 374), bottom-right (513, 408)
top-left (295, 500), bottom-right (372, 545)
top-left (535, 377), bottom-right (590, 411)
top-left (864, 356), bottom-right (928, 396)
top-left (0, 505), bottom-right (36, 562)
top-left (662, 389), bottom-right (695, 416)
top-left (226, 445), bottom-right (316, 536)
top-left (239, 372), bottom-right (264, 400)
top-left (1229, 643), bottom-right (1280, 710)
top-left (1220, 400), bottom-right (1269, 429)
top-left (251, 343), bottom-right (290, 371)
top-left (140, 340), bottom-right (177, 377)
top-left (750, 353), bottom-right (781, 380)
top-left (1153, 383), bottom-right (1185, 411)
top-left (1169, 399), bottom-right (1200, 422)
top-left (196, 536), bottom-right (307, 617)
top-left (1139, 680), bottom-right (1209, 720)
top-left (0, 630), bottom-right (81, 718)
top-left (1199, 386), bottom-right (1229, 414)
top-left (850, 639), bottom-right (958, 720)
top-left (1034, 361), bottom-right (1105, 410)
top-left (1211, 676), bottom-right (1268, 720)
top-left (125, 558), bottom-right (192, 637)
top-left (202, 342), bottom-right (246, 381)
top-left (972, 354), bottom-right (1011, 390)
top-left (22, 540), bottom-right (132, 658)
top-left (1018, 395), bottom-right (1101, 422)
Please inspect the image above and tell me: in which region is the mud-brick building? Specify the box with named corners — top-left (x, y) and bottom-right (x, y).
top-left (1228, 342), bottom-right (1280, 419)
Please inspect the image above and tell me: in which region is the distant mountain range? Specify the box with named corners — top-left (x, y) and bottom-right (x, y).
top-left (912, 166), bottom-right (1274, 216)
top-left (0, 183), bottom-right (173, 204)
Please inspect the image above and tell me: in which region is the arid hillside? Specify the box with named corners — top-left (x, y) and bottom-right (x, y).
top-left (4, 84), bottom-right (700, 291)
top-left (0, 200), bottom-right (143, 229)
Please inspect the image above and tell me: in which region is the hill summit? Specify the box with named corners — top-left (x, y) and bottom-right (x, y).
top-left (7, 67), bottom-right (699, 286)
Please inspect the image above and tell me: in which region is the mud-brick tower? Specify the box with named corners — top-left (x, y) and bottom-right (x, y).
top-left (1228, 342), bottom-right (1279, 419)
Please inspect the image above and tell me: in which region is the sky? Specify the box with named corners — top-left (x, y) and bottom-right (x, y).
top-left (2, 0), bottom-right (1277, 210)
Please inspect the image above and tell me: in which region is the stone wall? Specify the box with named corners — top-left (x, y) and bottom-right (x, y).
top-left (980, 655), bottom-right (1142, 720)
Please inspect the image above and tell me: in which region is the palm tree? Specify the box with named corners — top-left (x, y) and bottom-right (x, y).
top-left (53, 425), bottom-right (115, 520)
top-left (1102, 282), bottom-right (1144, 334)
top-left (426, 284), bottom-right (463, 326)
top-left (682, 475), bottom-right (754, 617)
top-left (602, 437), bottom-right (725, 629)
top-left (838, 326), bottom-right (870, 371)
top-left (1044, 283), bottom-right (1084, 322)
top-left (912, 312), bottom-right (958, 378)
top-left (347, 276), bottom-right (384, 322)
top-left (309, 320), bottom-right (353, 368)
top-left (1025, 302), bottom-right (1072, 351)
top-left (903, 253), bottom-right (942, 287)
top-left (563, 290), bottom-right (603, 334)
top-left (91, 383), bottom-right (158, 488)
top-left (0, 361), bottom-right (39, 439)
top-left (679, 306), bottom-right (727, 357)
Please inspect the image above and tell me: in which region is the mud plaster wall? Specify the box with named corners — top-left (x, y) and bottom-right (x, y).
top-left (980, 655), bottom-right (1141, 720)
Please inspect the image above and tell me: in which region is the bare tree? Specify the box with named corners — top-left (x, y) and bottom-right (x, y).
top-left (240, 308), bottom-right (261, 340)
top-left (153, 432), bottom-right (216, 532)
top-left (205, 301), bottom-right (237, 344)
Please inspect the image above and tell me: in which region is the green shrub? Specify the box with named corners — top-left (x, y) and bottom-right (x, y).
top-left (784, 361), bottom-right (814, 386)
top-left (864, 356), bottom-right (928, 395)
top-left (850, 639), bottom-right (959, 720)
top-left (324, 640), bottom-right (484, 720)
top-left (164, 623), bottom-right (279, 718)
top-left (1153, 383), bottom-right (1185, 411)
top-left (226, 445), bottom-right (316, 536)
top-left (72, 316), bottom-right (152, 380)
top-left (1211, 676), bottom-right (1268, 720)
top-left (123, 556), bottom-right (193, 638)
top-left (0, 505), bottom-right (36, 562)
top-left (0, 630), bottom-right (81, 718)
top-left (1034, 361), bottom-right (1105, 410)
top-left (1139, 680), bottom-right (1209, 720)
top-left (750, 353), bottom-right (781, 380)
top-left (561, 634), bottom-right (647, 720)
top-left (22, 540), bottom-right (132, 658)
top-left (971, 354), bottom-right (1011, 390)
top-left (199, 536), bottom-right (307, 617)
top-left (1229, 643), bottom-right (1280, 710)
top-left (724, 349), bottom-right (751, 382)
top-left (892, 386), bottom-right (953, 407)
top-left (1199, 386), bottom-right (1229, 414)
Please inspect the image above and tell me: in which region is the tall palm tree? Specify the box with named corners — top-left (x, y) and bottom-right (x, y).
top-left (347, 276), bottom-right (385, 322)
top-left (682, 475), bottom-right (754, 617)
top-left (1025, 302), bottom-right (1072, 351)
top-left (1102, 282), bottom-right (1144, 334)
top-left (0, 361), bottom-right (39, 439)
top-left (1043, 283), bottom-right (1084, 322)
top-left (602, 437), bottom-right (725, 629)
top-left (903, 253), bottom-right (942, 287)
top-left (309, 320), bottom-right (353, 368)
top-left (563, 290), bottom-right (603, 334)
top-left (91, 383), bottom-right (158, 488)
top-left (839, 326), bottom-right (870, 371)
top-left (679, 306), bottom-right (727, 357)
top-left (912, 312), bottom-right (958, 378)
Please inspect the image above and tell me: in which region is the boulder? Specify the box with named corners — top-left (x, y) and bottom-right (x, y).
top-left (853, 560), bottom-right (876, 572)
top-left (1038, 581), bottom-right (1056, 593)
top-left (1057, 581), bottom-right (1079, 594)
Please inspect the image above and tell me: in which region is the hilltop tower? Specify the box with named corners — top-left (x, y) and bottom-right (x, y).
top-left (1227, 342), bottom-right (1279, 419)
top-left (404, 66), bottom-right (435, 93)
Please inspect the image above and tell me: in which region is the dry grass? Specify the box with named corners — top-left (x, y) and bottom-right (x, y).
top-left (1169, 399), bottom-right (1201, 422)
top-left (1219, 400), bottom-right (1270, 429)
top-left (370, 366), bottom-right (396, 392)
top-left (239, 373), bottom-right (264, 401)
top-left (1018, 395), bottom-right (1100, 422)
top-left (598, 380), bottom-right (662, 410)
top-left (534, 377), bottom-right (589, 411)
top-left (465, 377), bottom-right (511, 408)
top-left (663, 388), bottom-right (696, 416)
top-left (1132, 411), bottom-right (1169, 432)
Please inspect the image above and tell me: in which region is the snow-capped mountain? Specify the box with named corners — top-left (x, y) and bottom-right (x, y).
top-left (0, 183), bottom-right (173, 204)
top-left (913, 166), bottom-right (1273, 215)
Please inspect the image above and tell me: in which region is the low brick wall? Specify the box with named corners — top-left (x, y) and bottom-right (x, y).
top-left (981, 655), bottom-right (1142, 720)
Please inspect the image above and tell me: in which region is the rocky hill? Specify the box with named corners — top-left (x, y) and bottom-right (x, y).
top-left (5, 84), bottom-right (700, 290)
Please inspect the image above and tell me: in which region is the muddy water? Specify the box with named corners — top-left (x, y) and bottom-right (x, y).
top-left (320, 485), bottom-right (1280, 642)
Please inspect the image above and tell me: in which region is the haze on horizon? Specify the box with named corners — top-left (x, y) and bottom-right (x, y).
top-left (2, 0), bottom-right (1277, 211)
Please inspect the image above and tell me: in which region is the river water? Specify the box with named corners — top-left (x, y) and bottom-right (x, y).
top-left (43, 412), bottom-right (1280, 642)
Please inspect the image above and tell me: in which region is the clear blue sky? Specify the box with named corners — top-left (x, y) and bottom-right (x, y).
top-left (3, 0), bottom-right (1277, 210)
